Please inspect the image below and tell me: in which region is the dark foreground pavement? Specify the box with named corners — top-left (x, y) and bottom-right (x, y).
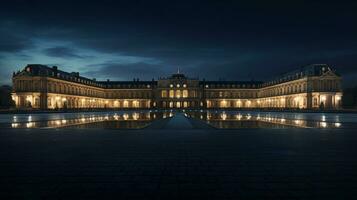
top-left (1, 128), bottom-right (357, 199)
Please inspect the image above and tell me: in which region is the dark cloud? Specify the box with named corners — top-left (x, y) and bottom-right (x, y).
top-left (83, 62), bottom-right (168, 81)
top-left (0, 31), bottom-right (33, 53)
top-left (42, 46), bottom-right (89, 59)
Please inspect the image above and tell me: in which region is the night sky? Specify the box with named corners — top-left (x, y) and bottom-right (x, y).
top-left (1, 0), bottom-right (357, 87)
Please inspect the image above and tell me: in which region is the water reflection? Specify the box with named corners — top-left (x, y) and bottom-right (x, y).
top-left (5, 111), bottom-right (174, 129)
top-left (185, 111), bottom-right (346, 129)
top-left (2, 110), bottom-right (351, 129)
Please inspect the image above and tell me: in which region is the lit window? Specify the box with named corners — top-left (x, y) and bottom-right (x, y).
top-left (183, 84), bottom-right (187, 88)
top-left (183, 101), bottom-right (188, 107)
top-left (183, 90), bottom-right (188, 98)
top-left (133, 100), bottom-right (139, 108)
top-left (176, 90), bottom-right (181, 98)
top-left (123, 100), bottom-right (129, 108)
top-left (177, 84), bottom-right (180, 88)
top-left (169, 90), bottom-right (174, 98)
top-left (220, 100), bottom-right (228, 108)
top-left (161, 90), bottom-right (167, 98)
top-left (170, 84), bottom-right (173, 88)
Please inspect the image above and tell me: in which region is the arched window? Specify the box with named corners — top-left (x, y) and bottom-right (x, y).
top-left (183, 90), bottom-right (188, 98)
top-left (169, 90), bottom-right (174, 98)
top-left (123, 100), bottom-right (129, 108)
top-left (176, 90), bottom-right (181, 98)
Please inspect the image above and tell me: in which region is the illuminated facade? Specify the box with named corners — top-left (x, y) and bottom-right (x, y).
top-left (12, 64), bottom-right (342, 110)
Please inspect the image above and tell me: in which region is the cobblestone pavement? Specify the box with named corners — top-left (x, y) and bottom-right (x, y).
top-left (1, 127), bottom-right (357, 199)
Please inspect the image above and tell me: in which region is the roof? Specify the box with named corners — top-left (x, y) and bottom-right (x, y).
top-left (13, 63), bottom-right (338, 89)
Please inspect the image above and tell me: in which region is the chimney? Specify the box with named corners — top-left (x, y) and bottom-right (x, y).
top-left (107, 79), bottom-right (110, 82)
top-left (52, 66), bottom-right (58, 71)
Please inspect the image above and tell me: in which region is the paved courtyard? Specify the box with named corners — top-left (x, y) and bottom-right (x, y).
top-left (1, 114), bottom-right (357, 199)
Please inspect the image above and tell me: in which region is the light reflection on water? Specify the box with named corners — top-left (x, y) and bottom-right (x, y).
top-left (2, 110), bottom-right (354, 129)
top-left (4, 111), bottom-right (173, 129)
top-left (185, 111), bottom-right (346, 129)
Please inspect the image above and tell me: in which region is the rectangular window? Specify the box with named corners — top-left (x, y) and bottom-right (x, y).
top-left (161, 90), bottom-right (167, 98)
top-left (169, 90), bottom-right (174, 98)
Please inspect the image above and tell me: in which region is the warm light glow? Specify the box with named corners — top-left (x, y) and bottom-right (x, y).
top-left (183, 90), bottom-right (188, 98)
top-left (133, 100), bottom-right (139, 108)
top-left (246, 114), bottom-right (251, 120)
top-left (26, 122), bottom-right (34, 128)
top-left (320, 122), bottom-right (327, 128)
top-left (132, 112), bottom-right (139, 120)
top-left (123, 113), bottom-right (129, 120)
top-left (335, 122), bottom-right (341, 128)
top-left (321, 115), bottom-right (326, 122)
top-left (321, 96), bottom-right (326, 101)
top-left (169, 90), bottom-right (174, 98)
top-left (236, 100), bottom-right (241, 107)
top-left (176, 90), bottom-right (181, 98)
top-left (236, 114), bottom-right (242, 120)
top-left (123, 100), bottom-right (129, 108)
top-left (183, 101), bottom-right (188, 108)
top-left (113, 114), bottom-right (119, 120)
top-left (221, 113), bottom-right (227, 120)
top-left (220, 100), bottom-right (227, 108)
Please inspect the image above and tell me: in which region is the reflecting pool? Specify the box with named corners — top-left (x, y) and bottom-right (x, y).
top-left (1, 110), bottom-right (174, 129)
top-left (1, 110), bottom-right (356, 129)
top-left (185, 110), bottom-right (355, 129)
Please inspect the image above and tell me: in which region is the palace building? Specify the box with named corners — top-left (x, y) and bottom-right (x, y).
top-left (12, 64), bottom-right (342, 110)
